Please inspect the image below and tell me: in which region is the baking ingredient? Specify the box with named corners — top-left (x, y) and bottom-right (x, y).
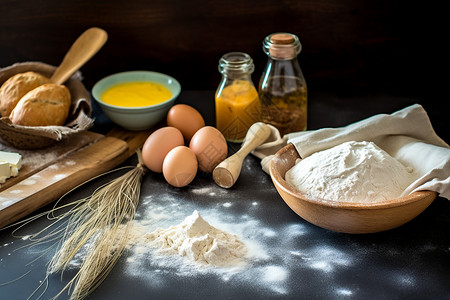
top-left (0, 150), bottom-right (22, 183)
top-left (215, 52), bottom-right (259, 142)
top-left (189, 126), bottom-right (228, 173)
top-left (9, 83), bottom-right (71, 126)
top-left (0, 71), bottom-right (50, 117)
top-left (145, 210), bottom-right (248, 267)
top-left (142, 127), bottom-right (184, 173)
top-left (0, 162), bottom-right (11, 183)
top-left (285, 141), bottom-right (416, 203)
top-left (215, 79), bottom-right (260, 142)
top-left (101, 81), bottom-right (172, 107)
top-left (259, 77), bottom-right (307, 136)
top-left (163, 146), bottom-right (198, 187)
top-left (259, 32), bottom-right (307, 136)
top-left (167, 104), bottom-right (205, 142)
top-left (0, 150), bottom-right (22, 174)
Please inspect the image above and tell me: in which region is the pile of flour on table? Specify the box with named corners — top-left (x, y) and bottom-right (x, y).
top-left (285, 141), bottom-right (417, 203)
top-left (144, 210), bottom-right (248, 267)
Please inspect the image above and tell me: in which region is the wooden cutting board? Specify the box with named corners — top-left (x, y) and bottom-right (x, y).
top-left (0, 128), bottom-right (153, 229)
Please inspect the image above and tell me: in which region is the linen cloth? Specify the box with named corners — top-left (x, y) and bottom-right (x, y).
top-left (252, 104), bottom-right (450, 200)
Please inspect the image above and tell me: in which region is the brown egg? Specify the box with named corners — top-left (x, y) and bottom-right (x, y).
top-left (167, 104), bottom-right (205, 143)
top-left (189, 126), bottom-right (228, 173)
top-left (142, 126), bottom-right (184, 173)
top-left (163, 146), bottom-right (198, 187)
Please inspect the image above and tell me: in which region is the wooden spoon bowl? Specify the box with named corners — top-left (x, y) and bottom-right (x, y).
top-left (269, 143), bottom-right (437, 234)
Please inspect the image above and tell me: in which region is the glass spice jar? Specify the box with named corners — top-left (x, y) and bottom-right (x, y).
top-left (258, 32), bottom-right (308, 136)
top-left (215, 52), bottom-right (260, 142)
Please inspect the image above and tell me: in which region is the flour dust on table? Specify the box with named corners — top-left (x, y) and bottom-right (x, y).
top-left (109, 183), bottom-right (356, 297)
top-left (3, 161), bottom-right (359, 298)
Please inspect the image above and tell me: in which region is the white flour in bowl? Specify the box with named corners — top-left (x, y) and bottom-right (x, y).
top-left (285, 141), bottom-right (417, 203)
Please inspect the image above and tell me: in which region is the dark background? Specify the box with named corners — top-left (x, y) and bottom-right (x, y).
top-left (0, 1), bottom-right (443, 92)
top-left (0, 0), bottom-right (447, 140)
top-left (1, 3), bottom-right (449, 299)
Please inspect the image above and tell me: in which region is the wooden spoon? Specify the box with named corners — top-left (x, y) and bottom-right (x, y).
top-left (213, 122), bottom-right (271, 188)
top-left (51, 27), bottom-right (108, 85)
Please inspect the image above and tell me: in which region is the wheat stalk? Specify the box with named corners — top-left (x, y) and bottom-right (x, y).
top-left (44, 149), bottom-right (146, 300)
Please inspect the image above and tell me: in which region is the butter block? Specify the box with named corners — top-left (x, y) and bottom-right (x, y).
top-left (0, 151), bottom-right (22, 181)
top-left (0, 161), bottom-right (11, 183)
top-left (0, 151), bottom-right (22, 169)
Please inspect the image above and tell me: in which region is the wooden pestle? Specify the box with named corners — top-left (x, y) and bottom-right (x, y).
top-left (213, 122), bottom-right (271, 188)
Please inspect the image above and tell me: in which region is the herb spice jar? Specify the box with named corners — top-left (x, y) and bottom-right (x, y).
top-left (215, 52), bottom-right (260, 142)
top-left (258, 33), bottom-right (307, 136)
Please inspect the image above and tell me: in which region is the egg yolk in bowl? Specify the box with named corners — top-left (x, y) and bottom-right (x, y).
top-left (101, 81), bottom-right (172, 107)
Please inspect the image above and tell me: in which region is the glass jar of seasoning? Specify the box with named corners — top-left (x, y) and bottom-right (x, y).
top-left (258, 32), bottom-right (307, 136)
top-left (215, 52), bottom-right (260, 142)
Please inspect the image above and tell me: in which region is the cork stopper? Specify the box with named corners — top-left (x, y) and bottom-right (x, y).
top-left (270, 33), bottom-right (295, 45)
top-left (264, 32), bottom-right (301, 59)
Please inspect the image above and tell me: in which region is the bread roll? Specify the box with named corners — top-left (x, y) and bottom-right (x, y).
top-left (0, 71), bottom-right (50, 117)
top-left (9, 83), bottom-right (71, 126)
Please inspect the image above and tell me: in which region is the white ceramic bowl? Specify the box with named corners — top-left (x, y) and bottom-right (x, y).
top-left (92, 71), bottom-right (181, 131)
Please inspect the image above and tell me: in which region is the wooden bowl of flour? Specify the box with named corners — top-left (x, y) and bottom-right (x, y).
top-left (269, 143), bottom-right (437, 234)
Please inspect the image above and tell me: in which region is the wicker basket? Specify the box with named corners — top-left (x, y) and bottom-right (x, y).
top-left (0, 62), bottom-right (94, 149)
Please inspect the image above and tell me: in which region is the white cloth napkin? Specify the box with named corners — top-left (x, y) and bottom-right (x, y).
top-left (253, 104), bottom-right (450, 200)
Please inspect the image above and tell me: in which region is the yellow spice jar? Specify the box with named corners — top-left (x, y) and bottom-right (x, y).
top-left (215, 52), bottom-right (260, 142)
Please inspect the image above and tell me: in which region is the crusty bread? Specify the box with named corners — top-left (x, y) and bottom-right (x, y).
top-left (0, 71), bottom-right (50, 117)
top-left (9, 83), bottom-right (71, 126)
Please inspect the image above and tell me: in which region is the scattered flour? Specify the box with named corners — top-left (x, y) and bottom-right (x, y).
top-left (262, 265), bottom-right (288, 282)
top-left (116, 192), bottom-right (297, 295)
top-left (8, 190), bottom-right (22, 194)
top-left (20, 179), bottom-right (37, 186)
top-left (285, 141), bottom-right (417, 203)
top-left (144, 210), bottom-right (248, 267)
top-left (6, 173), bottom-right (356, 298)
top-left (53, 174), bottom-right (67, 181)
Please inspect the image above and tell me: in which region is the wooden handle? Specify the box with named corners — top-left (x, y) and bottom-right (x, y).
top-left (51, 27), bottom-right (108, 85)
top-left (213, 122), bottom-right (271, 188)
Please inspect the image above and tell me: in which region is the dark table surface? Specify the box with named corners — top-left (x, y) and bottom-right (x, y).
top-left (0, 90), bottom-right (449, 300)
